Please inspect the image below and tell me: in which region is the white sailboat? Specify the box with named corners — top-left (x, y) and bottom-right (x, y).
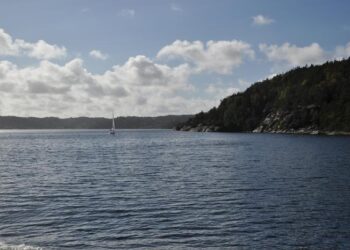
top-left (110, 113), bottom-right (116, 135)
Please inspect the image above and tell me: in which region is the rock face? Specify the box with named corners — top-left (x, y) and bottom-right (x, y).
top-left (253, 105), bottom-right (321, 134)
top-left (177, 105), bottom-right (324, 134)
top-left (178, 124), bottom-right (221, 132)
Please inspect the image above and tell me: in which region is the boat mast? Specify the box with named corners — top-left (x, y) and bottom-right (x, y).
top-left (112, 113), bottom-right (115, 130)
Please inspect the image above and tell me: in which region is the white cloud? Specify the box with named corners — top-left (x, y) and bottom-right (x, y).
top-left (157, 40), bottom-right (254, 74)
top-left (0, 60), bottom-right (16, 78)
top-left (170, 3), bottom-right (182, 12)
top-left (252, 15), bottom-right (274, 26)
top-left (237, 79), bottom-right (252, 90)
top-left (334, 42), bottom-right (350, 60)
top-left (3, 24), bottom-right (350, 118)
top-left (89, 50), bottom-right (109, 60)
top-left (0, 34), bottom-right (258, 117)
top-left (0, 55), bottom-right (208, 117)
top-left (259, 42), bottom-right (326, 67)
top-left (102, 55), bottom-right (191, 87)
top-left (0, 29), bottom-right (18, 56)
top-left (206, 84), bottom-right (239, 100)
top-left (266, 73), bottom-right (277, 80)
top-left (13, 26), bottom-right (344, 117)
top-left (0, 28), bottom-right (66, 60)
top-left (118, 9), bottom-right (135, 18)
top-left (22, 40), bottom-right (67, 60)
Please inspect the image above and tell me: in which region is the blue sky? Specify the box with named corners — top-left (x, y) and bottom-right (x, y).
top-left (0, 0), bottom-right (349, 117)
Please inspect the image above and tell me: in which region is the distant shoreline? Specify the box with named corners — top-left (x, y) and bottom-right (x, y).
top-left (0, 115), bottom-right (193, 129)
top-left (0, 128), bottom-right (171, 130)
top-left (1, 129), bottom-right (348, 136)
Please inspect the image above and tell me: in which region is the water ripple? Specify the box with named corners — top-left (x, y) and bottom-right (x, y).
top-left (0, 130), bottom-right (350, 249)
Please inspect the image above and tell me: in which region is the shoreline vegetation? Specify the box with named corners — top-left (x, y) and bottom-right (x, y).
top-left (176, 58), bottom-right (350, 135)
top-left (0, 115), bottom-right (192, 129)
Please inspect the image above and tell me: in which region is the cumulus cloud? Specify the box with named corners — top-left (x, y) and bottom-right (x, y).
top-left (334, 42), bottom-right (350, 59)
top-left (89, 50), bottom-right (109, 60)
top-left (0, 55), bottom-right (207, 117)
top-left (22, 40), bottom-right (67, 60)
top-left (0, 28), bottom-right (66, 60)
top-left (0, 60), bottom-right (16, 78)
top-left (101, 55), bottom-right (191, 88)
top-left (157, 40), bottom-right (254, 74)
top-left (118, 9), bottom-right (135, 18)
top-left (27, 80), bottom-right (70, 94)
top-left (252, 15), bottom-right (274, 26)
top-left (205, 84), bottom-right (239, 100)
top-left (0, 29), bottom-right (261, 117)
top-left (0, 29), bottom-right (18, 56)
top-left (259, 42), bottom-right (326, 67)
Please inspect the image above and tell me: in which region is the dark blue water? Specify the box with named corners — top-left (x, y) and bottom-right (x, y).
top-left (0, 130), bottom-right (350, 249)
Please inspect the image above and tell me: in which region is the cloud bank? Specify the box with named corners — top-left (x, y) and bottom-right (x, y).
top-left (259, 42), bottom-right (326, 67)
top-left (0, 28), bottom-right (66, 60)
top-left (157, 40), bottom-right (254, 74)
top-left (0, 55), bottom-right (204, 117)
top-left (1, 27), bottom-right (350, 117)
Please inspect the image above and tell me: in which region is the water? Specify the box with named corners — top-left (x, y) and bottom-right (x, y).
top-left (0, 130), bottom-right (350, 249)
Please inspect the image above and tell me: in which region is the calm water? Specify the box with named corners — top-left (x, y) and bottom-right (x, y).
top-left (0, 130), bottom-right (350, 249)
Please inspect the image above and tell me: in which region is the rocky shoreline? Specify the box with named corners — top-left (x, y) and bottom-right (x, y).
top-left (176, 107), bottom-right (350, 136)
top-left (176, 125), bottom-right (350, 136)
top-left (176, 124), bottom-right (221, 132)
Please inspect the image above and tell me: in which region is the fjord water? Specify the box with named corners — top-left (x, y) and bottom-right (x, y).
top-left (0, 130), bottom-right (350, 249)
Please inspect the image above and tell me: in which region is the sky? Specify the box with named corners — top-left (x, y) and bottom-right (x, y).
top-left (0, 0), bottom-right (349, 118)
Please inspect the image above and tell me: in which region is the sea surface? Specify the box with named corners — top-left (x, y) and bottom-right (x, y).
top-left (0, 129), bottom-right (350, 249)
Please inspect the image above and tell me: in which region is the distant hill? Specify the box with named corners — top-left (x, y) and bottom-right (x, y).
top-left (0, 115), bottom-right (193, 129)
top-left (176, 58), bottom-right (350, 135)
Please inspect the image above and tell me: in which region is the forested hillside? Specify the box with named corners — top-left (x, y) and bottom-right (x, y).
top-left (176, 58), bottom-right (350, 134)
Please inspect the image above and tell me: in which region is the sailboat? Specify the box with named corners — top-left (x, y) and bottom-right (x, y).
top-left (110, 113), bottom-right (116, 135)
